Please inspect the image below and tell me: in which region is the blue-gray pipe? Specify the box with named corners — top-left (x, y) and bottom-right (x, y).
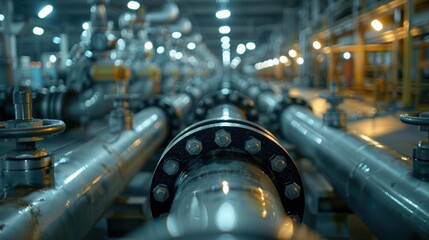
top-left (281, 105), bottom-right (429, 239)
top-left (0, 107), bottom-right (168, 240)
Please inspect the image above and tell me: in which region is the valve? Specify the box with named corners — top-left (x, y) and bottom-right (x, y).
top-left (103, 64), bottom-right (139, 134)
top-left (400, 112), bottom-right (429, 181)
top-left (0, 86), bottom-right (65, 188)
top-left (320, 81), bottom-right (347, 129)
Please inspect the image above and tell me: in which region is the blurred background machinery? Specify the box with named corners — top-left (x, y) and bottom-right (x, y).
top-left (0, 0), bottom-right (429, 239)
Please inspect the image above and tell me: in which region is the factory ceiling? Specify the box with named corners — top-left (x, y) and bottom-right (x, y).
top-left (12, 0), bottom-right (301, 60)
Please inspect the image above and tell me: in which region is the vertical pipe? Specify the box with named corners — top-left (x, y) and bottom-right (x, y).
top-left (401, 0), bottom-right (413, 106)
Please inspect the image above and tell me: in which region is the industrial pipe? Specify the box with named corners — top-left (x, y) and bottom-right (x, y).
top-left (281, 105), bottom-right (429, 239)
top-left (145, 3), bottom-right (179, 24)
top-left (0, 106), bottom-right (169, 239)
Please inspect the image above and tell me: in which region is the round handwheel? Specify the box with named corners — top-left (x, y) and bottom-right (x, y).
top-left (400, 112), bottom-right (429, 126)
top-left (0, 119), bottom-right (65, 139)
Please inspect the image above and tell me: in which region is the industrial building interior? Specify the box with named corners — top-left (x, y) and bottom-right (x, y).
top-left (0, 0), bottom-right (428, 239)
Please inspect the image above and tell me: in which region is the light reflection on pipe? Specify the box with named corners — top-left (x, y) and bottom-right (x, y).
top-left (215, 202), bottom-right (236, 232)
top-left (64, 166), bottom-right (87, 184)
top-left (222, 180), bottom-right (229, 194)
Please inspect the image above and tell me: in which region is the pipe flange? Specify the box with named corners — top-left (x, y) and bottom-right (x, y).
top-left (194, 89), bottom-right (259, 122)
top-left (150, 118), bottom-right (304, 220)
top-left (269, 97), bottom-right (312, 132)
top-left (142, 96), bottom-right (180, 138)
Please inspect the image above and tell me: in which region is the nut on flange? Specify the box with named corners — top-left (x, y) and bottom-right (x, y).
top-left (245, 137), bottom-right (261, 154)
top-left (153, 184), bottom-right (170, 202)
top-left (186, 138), bottom-right (203, 155)
top-left (215, 129), bottom-right (232, 147)
top-left (284, 182), bottom-right (301, 200)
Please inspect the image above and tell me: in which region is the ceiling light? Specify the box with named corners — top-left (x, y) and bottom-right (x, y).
top-left (343, 52), bottom-right (351, 60)
top-left (219, 26), bottom-right (231, 34)
top-left (187, 42), bottom-right (196, 50)
top-left (279, 56), bottom-right (288, 63)
top-left (172, 32), bottom-right (182, 39)
top-left (52, 36), bottom-right (61, 44)
top-left (221, 36), bottom-right (230, 43)
top-left (38, 5), bottom-right (53, 19)
top-left (0, 14), bottom-right (4, 21)
top-left (144, 41), bottom-right (153, 50)
top-left (296, 57), bottom-right (304, 65)
top-left (82, 22), bottom-right (89, 30)
top-left (236, 43), bottom-right (246, 55)
top-left (175, 52), bottom-right (183, 60)
top-left (312, 41), bottom-right (321, 50)
top-left (156, 46), bottom-right (165, 54)
top-left (222, 42), bottom-right (230, 49)
top-left (49, 55), bottom-right (57, 63)
top-left (246, 42), bottom-right (256, 50)
top-left (273, 58), bottom-right (280, 65)
top-left (127, 1), bottom-right (140, 10)
top-left (288, 49), bottom-right (297, 58)
top-left (371, 19), bottom-right (383, 31)
top-left (33, 27), bottom-right (44, 35)
top-left (216, 9), bottom-right (231, 19)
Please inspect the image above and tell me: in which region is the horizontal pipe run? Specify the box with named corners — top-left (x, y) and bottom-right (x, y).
top-left (205, 104), bottom-right (246, 120)
top-left (281, 105), bottom-right (429, 239)
top-left (0, 107), bottom-right (169, 240)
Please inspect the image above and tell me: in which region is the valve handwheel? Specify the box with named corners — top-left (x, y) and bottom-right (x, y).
top-left (0, 86), bottom-right (65, 141)
top-left (399, 111), bottom-right (429, 181)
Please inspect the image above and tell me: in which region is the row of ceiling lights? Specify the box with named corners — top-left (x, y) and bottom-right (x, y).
top-left (255, 18), bottom-right (384, 71)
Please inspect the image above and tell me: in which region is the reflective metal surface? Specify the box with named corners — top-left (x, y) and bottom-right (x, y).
top-left (206, 104), bottom-right (246, 120)
top-left (0, 107), bottom-right (168, 240)
top-left (281, 105), bottom-right (429, 239)
top-left (166, 161), bottom-right (287, 238)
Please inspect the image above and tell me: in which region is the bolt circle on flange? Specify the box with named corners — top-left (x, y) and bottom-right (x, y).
top-left (245, 137), bottom-right (261, 154)
top-left (215, 129), bottom-right (232, 147)
top-left (163, 159), bottom-right (179, 175)
top-left (186, 137), bottom-right (202, 155)
top-left (153, 184), bottom-right (170, 202)
top-left (285, 182), bottom-right (301, 200)
top-left (270, 155), bottom-right (287, 172)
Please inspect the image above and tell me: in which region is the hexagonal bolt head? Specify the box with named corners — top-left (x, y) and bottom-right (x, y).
top-left (186, 138), bottom-right (203, 155)
top-left (284, 182), bottom-right (301, 200)
top-left (270, 155), bottom-right (287, 172)
top-left (245, 137), bottom-right (261, 154)
top-left (163, 159), bottom-right (179, 175)
top-left (215, 129), bottom-right (232, 147)
top-left (153, 184), bottom-right (170, 202)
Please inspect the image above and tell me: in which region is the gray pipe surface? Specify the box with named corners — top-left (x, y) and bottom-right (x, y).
top-left (281, 105), bottom-right (429, 239)
top-left (145, 3), bottom-right (179, 24)
top-left (0, 107), bottom-right (168, 240)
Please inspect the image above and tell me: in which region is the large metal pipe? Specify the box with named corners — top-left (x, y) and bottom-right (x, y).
top-left (281, 105), bottom-right (429, 239)
top-left (145, 3), bottom-right (179, 24)
top-left (165, 160), bottom-right (289, 238)
top-left (0, 107), bottom-right (168, 240)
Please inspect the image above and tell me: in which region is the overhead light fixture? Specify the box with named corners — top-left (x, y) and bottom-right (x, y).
top-left (38, 5), bottom-right (53, 19)
top-left (127, 1), bottom-right (140, 10)
top-left (0, 14), bottom-right (4, 21)
top-left (312, 41), bottom-right (321, 50)
top-left (296, 57), bottom-right (304, 65)
top-left (175, 52), bottom-right (183, 60)
top-left (222, 42), bottom-right (230, 49)
top-left (52, 36), bottom-right (61, 44)
top-left (343, 52), bottom-right (351, 60)
top-left (156, 46), bottom-right (165, 54)
top-left (172, 32), bottom-right (182, 39)
top-left (49, 55), bottom-right (57, 63)
top-left (279, 56), bottom-right (288, 63)
top-left (288, 49), bottom-right (297, 58)
top-left (273, 58), bottom-right (280, 65)
top-left (187, 42), bottom-right (196, 50)
top-left (82, 22), bottom-right (89, 30)
top-left (33, 27), bottom-right (44, 35)
top-left (219, 26), bottom-right (231, 34)
top-left (236, 43), bottom-right (246, 55)
top-left (246, 42), bottom-right (256, 50)
top-left (371, 19), bottom-right (383, 31)
top-left (144, 41), bottom-right (153, 50)
top-left (216, 9), bottom-right (231, 19)
top-left (221, 36), bottom-right (230, 43)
